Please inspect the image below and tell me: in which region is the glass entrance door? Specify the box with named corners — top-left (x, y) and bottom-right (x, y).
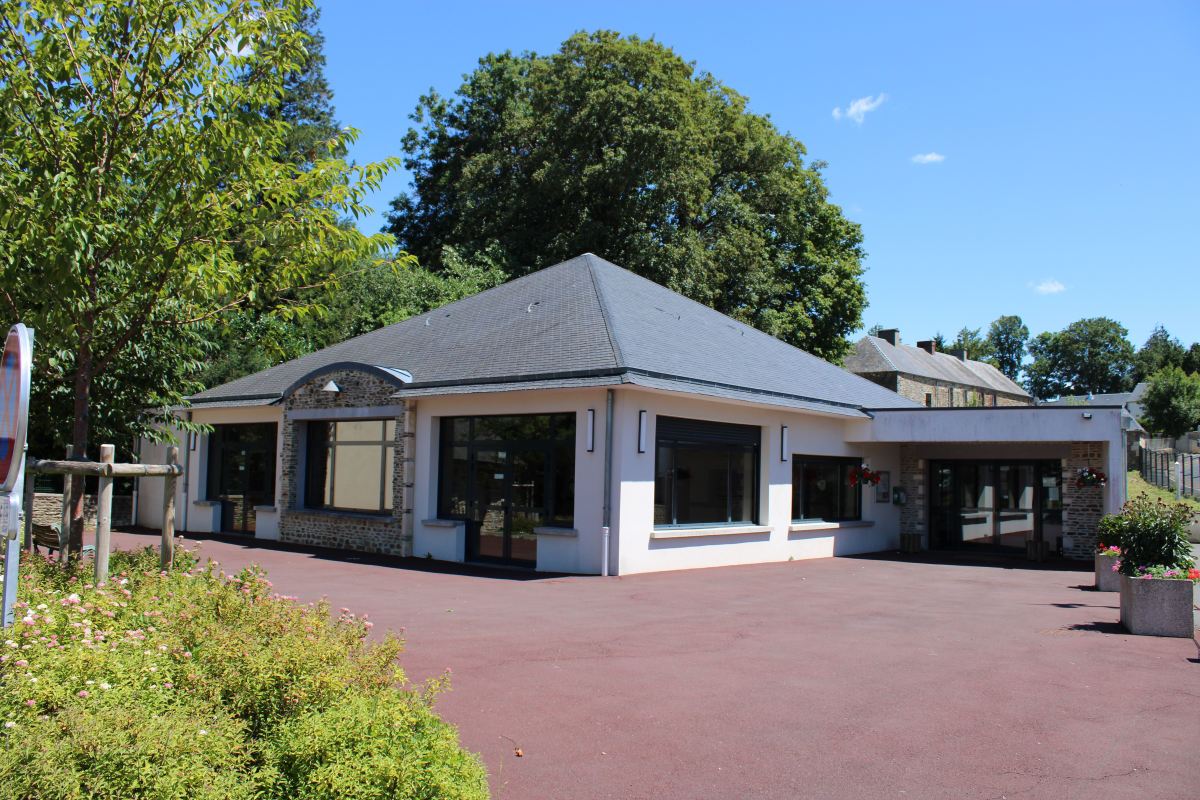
top-left (209, 423), bottom-right (276, 535)
top-left (928, 459), bottom-right (1061, 553)
top-left (466, 449), bottom-right (541, 568)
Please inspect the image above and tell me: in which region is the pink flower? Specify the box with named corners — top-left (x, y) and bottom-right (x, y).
top-left (77, 690), bottom-right (88, 698)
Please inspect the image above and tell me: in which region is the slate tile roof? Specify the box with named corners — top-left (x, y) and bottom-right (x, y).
top-left (844, 335), bottom-right (1031, 398)
top-left (190, 254), bottom-right (918, 415)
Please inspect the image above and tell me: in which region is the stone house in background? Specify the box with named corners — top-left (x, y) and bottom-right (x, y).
top-left (843, 329), bottom-right (1032, 407)
top-left (131, 255), bottom-right (1131, 572)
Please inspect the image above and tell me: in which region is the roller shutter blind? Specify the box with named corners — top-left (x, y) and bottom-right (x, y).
top-left (656, 416), bottom-right (761, 446)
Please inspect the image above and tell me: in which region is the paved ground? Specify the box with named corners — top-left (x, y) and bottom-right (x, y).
top-left (97, 530), bottom-right (1199, 799)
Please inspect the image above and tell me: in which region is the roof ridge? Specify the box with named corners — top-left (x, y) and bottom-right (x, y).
top-left (584, 254), bottom-right (625, 367)
top-left (867, 337), bottom-right (898, 371)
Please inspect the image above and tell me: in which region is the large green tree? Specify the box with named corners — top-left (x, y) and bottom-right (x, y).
top-left (949, 327), bottom-right (994, 362)
top-left (1131, 325), bottom-right (1195, 385)
top-left (0, 0), bottom-right (399, 551)
top-left (1140, 366), bottom-right (1200, 437)
top-left (985, 315), bottom-right (1029, 381)
top-left (1024, 317), bottom-right (1135, 399)
top-left (385, 30), bottom-right (868, 362)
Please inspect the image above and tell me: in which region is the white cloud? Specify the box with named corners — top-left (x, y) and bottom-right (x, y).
top-left (911, 152), bottom-right (945, 164)
top-left (1032, 279), bottom-right (1066, 295)
top-left (832, 94), bottom-right (886, 124)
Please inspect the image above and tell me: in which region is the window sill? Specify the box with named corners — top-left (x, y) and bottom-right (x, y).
top-left (254, 505), bottom-right (277, 513)
top-left (192, 500), bottom-right (220, 507)
top-left (534, 527), bottom-right (578, 537)
top-left (421, 518), bottom-right (463, 528)
top-left (651, 524), bottom-right (772, 540)
top-left (788, 520), bottom-right (875, 532)
top-left (284, 508), bottom-right (396, 523)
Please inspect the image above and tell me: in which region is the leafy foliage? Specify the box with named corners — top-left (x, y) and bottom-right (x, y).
top-left (0, 545), bottom-right (488, 799)
top-left (1096, 493), bottom-right (1197, 576)
top-left (386, 30), bottom-right (868, 362)
top-left (1139, 365), bottom-right (1200, 437)
top-left (1132, 325), bottom-right (1199, 385)
top-left (984, 315), bottom-right (1029, 381)
top-left (1023, 317), bottom-right (1135, 399)
top-left (198, 254), bottom-right (506, 388)
top-left (0, 0), bottom-right (400, 469)
top-left (949, 327), bottom-right (994, 362)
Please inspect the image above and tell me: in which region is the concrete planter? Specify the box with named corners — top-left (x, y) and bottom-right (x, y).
top-left (1094, 554), bottom-right (1121, 592)
top-left (1187, 520), bottom-right (1200, 545)
top-left (1119, 575), bottom-right (1198, 638)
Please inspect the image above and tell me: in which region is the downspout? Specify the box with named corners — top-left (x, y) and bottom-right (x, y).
top-left (602, 389), bottom-right (614, 577)
top-left (180, 411), bottom-right (191, 534)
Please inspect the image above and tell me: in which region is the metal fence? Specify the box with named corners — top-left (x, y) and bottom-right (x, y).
top-left (1140, 449), bottom-right (1199, 500)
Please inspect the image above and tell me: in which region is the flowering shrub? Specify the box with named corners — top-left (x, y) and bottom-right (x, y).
top-left (1094, 544), bottom-right (1121, 558)
top-left (1129, 565), bottom-right (1200, 581)
top-left (1075, 467), bottom-right (1107, 488)
top-left (1095, 493), bottom-right (1197, 578)
top-left (0, 545), bottom-right (488, 799)
top-left (847, 465), bottom-right (882, 487)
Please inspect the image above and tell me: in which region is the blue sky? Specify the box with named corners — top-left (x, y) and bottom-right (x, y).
top-left (319, 0), bottom-right (1199, 350)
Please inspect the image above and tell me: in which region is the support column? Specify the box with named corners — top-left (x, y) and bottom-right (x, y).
top-left (1062, 442), bottom-right (1105, 559)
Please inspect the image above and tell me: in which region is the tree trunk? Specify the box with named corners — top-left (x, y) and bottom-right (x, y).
top-left (69, 344), bottom-right (93, 558)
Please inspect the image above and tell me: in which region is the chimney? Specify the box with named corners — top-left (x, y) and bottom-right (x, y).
top-left (947, 348), bottom-right (967, 362)
top-left (877, 328), bottom-right (899, 346)
top-left (916, 340), bottom-right (936, 355)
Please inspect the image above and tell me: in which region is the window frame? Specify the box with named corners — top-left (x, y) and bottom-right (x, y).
top-left (437, 414), bottom-right (576, 528)
top-left (304, 419), bottom-right (396, 515)
top-left (654, 416), bottom-right (761, 529)
top-left (791, 455), bottom-right (864, 523)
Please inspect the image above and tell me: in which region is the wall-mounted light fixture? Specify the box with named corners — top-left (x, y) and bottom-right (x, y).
top-left (587, 409), bottom-right (595, 452)
top-left (1082, 412), bottom-right (1093, 420)
top-left (781, 425), bottom-right (788, 462)
top-left (638, 410), bottom-right (647, 453)
top-left (322, 380), bottom-right (340, 393)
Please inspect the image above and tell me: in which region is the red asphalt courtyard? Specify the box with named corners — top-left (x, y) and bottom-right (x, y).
top-left (101, 530), bottom-right (1199, 799)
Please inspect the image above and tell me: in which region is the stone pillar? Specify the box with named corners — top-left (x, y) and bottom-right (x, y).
top-left (1062, 441), bottom-right (1105, 559)
top-left (898, 444), bottom-right (926, 549)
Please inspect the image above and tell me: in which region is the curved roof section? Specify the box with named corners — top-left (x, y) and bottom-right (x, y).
top-left (190, 254), bottom-right (918, 414)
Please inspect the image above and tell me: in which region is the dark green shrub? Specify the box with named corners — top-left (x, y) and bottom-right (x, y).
top-left (1097, 493), bottom-right (1197, 577)
top-left (0, 545), bottom-right (488, 799)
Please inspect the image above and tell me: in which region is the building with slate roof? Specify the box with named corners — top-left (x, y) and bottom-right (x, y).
top-left (134, 255), bottom-right (1134, 573)
top-left (843, 330), bottom-right (1033, 407)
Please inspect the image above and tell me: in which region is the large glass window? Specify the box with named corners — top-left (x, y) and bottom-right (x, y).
top-left (206, 423), bottom-right (277, 533)
top-left (305, 420), bottom-right (395, 514)
top-left (437, 414), bottom-right (575, 529)
top-left (654, 416), bottom-right (760, 527)
top-left (791, 457), bottom-right (862, 522)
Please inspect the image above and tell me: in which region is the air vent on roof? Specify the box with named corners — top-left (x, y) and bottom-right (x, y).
top-left (527, 301), bottom-right (541, 313)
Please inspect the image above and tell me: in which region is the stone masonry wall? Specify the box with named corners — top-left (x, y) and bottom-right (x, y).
top-left (898, 445), bottom-right (926, 546)
top-left (896, 375), bottom-right (1031, 408)
top-left (32, 494), bottom-right (133, 527)
top-left (278, 369), bottom-right (413, 556)
top-left (1062, 441), bottom-right (1106, 560)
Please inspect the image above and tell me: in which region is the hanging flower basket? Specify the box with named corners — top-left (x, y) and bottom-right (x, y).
top-left (1075, 467), bottom-right (1107, 488)
top-left (847, 465), bottom-right (883, 487)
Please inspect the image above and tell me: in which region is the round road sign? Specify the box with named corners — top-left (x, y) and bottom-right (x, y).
top-left (0, 324), bottom-right (32, 494)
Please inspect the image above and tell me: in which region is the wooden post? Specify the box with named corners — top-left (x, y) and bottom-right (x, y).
top-left (94, 445), bottom-right (114, 585)
top-left (160, 446), bottom-right (177, 571)
top-left (22, 470), bottom-right (34, 551)
top-left (59, 445), bottom-right (72, 562)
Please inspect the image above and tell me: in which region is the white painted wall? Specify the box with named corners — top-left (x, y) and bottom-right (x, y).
top-left (136, 405), bottom-right (284, 535)
top-left (607, 388), bottom-right (901, 575)
top-left (411, 387), bottom-right (609, 574)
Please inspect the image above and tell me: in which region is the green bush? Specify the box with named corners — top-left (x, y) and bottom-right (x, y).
top-left (0, 545), bottom-right (488, 799)
top-left (1096, 493), bottom-right (1197, 577)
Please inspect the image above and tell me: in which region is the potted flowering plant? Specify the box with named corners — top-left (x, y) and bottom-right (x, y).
top-left (1101, 494), bottom-right (1198, 637)
top-left (847, 465), bottom-right (882, 487)
top-left (1075, 466), bottom-right (1107, 488)
top-left (1092, 543), bottom-right (1122, 593)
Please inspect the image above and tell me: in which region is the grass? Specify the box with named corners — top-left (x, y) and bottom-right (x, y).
top-left (1126, 470), bottom-right (1200, 512)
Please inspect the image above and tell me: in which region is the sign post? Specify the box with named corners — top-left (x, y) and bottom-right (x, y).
top-left (1, 324), bottom-right (32, 628)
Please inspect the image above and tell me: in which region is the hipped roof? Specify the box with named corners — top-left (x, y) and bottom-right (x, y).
top-left (190, 254), bottom-right (918, 417)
